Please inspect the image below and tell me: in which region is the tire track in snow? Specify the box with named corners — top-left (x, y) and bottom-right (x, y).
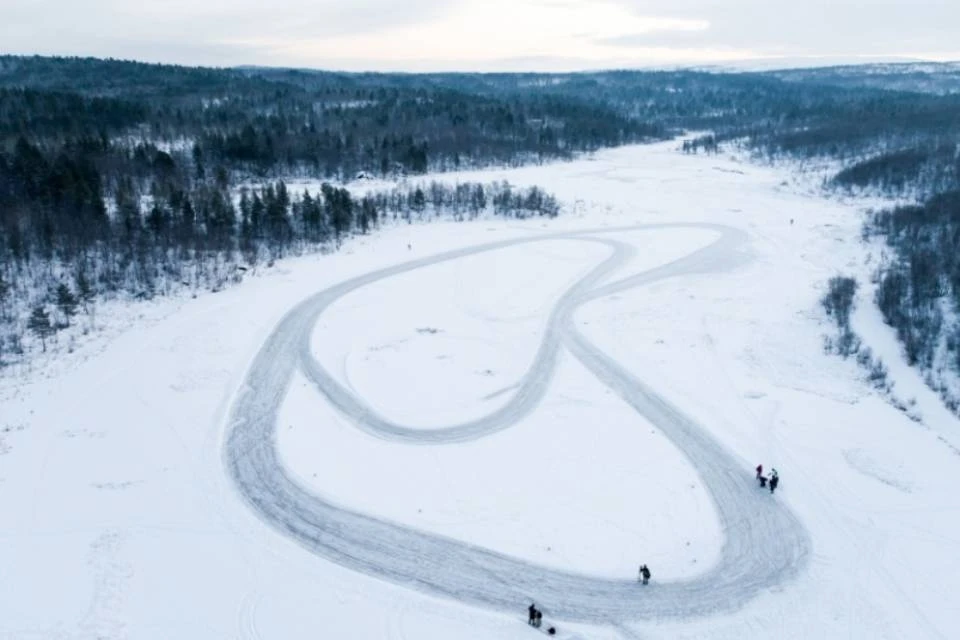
top-left (224, 223), bottom-right (810, 623)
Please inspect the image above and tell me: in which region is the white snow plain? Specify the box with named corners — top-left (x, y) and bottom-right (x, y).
top-left (2, 140), bottom-right (960, 639)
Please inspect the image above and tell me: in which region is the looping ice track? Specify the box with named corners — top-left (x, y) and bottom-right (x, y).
top-left (224, 223), bottom-right (811, 623)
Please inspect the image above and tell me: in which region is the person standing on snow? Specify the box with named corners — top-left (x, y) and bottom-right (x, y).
top-left (639, 564), bottom-right (651, 585)
top-left (756, 464), bottom-right (763, 480)
top-left (528, 603), bottom-right (537, 625)
top-left (770, 474), bottom-right (780, 494)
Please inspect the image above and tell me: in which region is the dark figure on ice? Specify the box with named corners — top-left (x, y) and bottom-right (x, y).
top-left (769, 474), bottom-right (780, 494)
top-left (534, 610), bottom-right (543, 628)
top-left (528, 603), bottom-right (537, 625)
top-left (759, 475), bottom-right (767, 488)
top-left (756, 464), bottom-right (763, 480)
top-left (639, 564), bottom-right (651, 585)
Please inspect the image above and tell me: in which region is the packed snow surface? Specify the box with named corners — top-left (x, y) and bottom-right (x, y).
top-left (3, 140), bottom-right (960, 639)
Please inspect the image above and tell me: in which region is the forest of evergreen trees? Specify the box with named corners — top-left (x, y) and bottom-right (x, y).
top-left (0, 56), bottom-right (614, 366)
top-left (0, 156), bottom-right (559, 365)
top-left (665, 64), bottom-right (960, 410)
top-left (740, 69), bottom-right (960, 412)
top-left (3, 55), bottom-right (960, 383)
top-left (862, 191), bottom-right (960, 411)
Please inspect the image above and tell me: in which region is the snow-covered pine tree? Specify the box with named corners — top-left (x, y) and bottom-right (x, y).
top-left (55, 284), bottom-right (78, 327)
top-left (27, 306), bottom-right (54, 352)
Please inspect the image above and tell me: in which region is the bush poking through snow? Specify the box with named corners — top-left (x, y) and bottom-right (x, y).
top-left (820, 278), bottom-right (914, 413)
top-left (822, 276), bottom-right (858, 331)
top-left (27, 306), bottom-right (54, 353)
top-left (822, 276), bottom-right (860, 357)
top-left (55, 284), bottom-right (78, 328)
top-left (856, 346), bottom-right (893, 393)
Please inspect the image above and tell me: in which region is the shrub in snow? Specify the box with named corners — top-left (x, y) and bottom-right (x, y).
top-left (27, 306), bottom-right (55, 353)
top-left (835, 329), bottom-right (861, 358)
top-left (822, 276), bottom-right (858, 331)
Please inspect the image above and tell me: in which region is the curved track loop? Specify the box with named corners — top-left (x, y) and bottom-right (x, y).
top-left (225, 224), bottom-right (810, 623)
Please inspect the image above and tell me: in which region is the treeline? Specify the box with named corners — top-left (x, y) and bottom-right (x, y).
top-left (0, 57), bottom-right (665, 180)
top-left (864, 191), bottom-right (960, 411)
top-left (7, 56), bottom-right (960, 196)
top-left (0, 56), bottom-right (617, 368)
top-left (769, 63), bottom-right (960, 96)
top-left (0, 88), bottom-right (146, 138)
top-left (0, 164), bottom-right (560, 364)
top-left (832, 143), bottom-right (960, 197)
top-left (652, 65), bottom-right (960, 410)
top-left (681, 135), bottom-right (720, 155)
top-left (8, 54), bottom-right (960, 396)
top-left (727, 90), bottom-right (960, 198)
top-left (747, 71), bottom-right (960, 413)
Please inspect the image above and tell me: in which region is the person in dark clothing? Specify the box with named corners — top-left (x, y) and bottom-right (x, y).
top-left (534, 610), bottom-right (543, 628)
top-left (756, 464), bottom-right (763, 480)
top-left (770, 474), bottom-right (780, 494)
top-left (759, 475), bottom-right (767, 488)
top-left (528, 604), bottom-right (537, 625)
top-left (639, 564), bottom-right (651, 585)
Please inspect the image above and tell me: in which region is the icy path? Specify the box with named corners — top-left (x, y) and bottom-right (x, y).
top-left (224, 224), bottom-right (810, 623)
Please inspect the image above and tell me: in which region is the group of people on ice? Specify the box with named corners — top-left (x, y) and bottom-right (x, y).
top-left (521, 465), bottom-right (783, 633)
top-left (755, 464), bottom-right (780, 493)
top-left (527, 604), bottom-right (556, 635)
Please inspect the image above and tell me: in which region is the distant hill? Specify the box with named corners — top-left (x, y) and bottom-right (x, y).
top-left (765, 61), bottom-right (960, 94)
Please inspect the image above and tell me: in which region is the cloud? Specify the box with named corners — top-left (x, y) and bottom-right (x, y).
top-left (218, 0), bottom-right (717, 70)
top-left (607, 0), bottom-right (960, 57)
top-left (0, 0), bottom-right (456, 65)
top-left (0, 0), bottom-right (957, 70)
top-left (450, 48), bottom-right (761, 73)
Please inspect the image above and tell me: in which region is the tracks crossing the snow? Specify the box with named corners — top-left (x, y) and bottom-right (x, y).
top-left (224, 224), bottom-right (810, 623)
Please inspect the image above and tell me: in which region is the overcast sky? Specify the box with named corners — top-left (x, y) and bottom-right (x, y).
top-left (3, 0), bottom-right (959, 71)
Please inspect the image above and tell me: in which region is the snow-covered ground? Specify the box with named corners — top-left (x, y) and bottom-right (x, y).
top-left (2, 140), bottom-right (960, 639)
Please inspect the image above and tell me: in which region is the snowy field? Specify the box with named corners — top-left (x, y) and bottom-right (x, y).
top-left (3, 140), bottom-right (960, 639)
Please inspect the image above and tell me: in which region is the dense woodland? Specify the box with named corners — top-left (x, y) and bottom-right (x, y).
top-left (859, 191), bottom-right (960, 412)
top-left (3, 56), bottom-right (960, 395)
top-left (0, 156), bottom-right (559, 363)
top-left (746, 68), bottom-right (960, 412)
